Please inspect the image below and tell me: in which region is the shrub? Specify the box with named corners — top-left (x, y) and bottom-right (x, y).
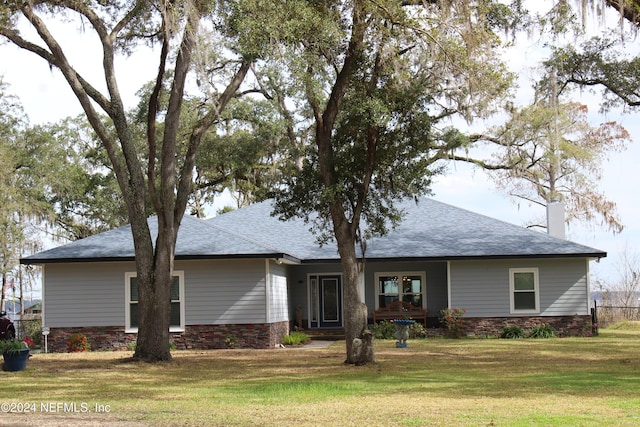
top-left (66, 333), bottom-right (90, 352)
top-left (439, 308), bottom-right (466, 338)
top-left (501, 325), bottom-right (525, 339)
top-left (282, 331), bottom-right (311, 346)
top-left (370, 321), bottom-right (396, 339)
top-left (409, 321), bottom-right (427, 339)
top-left (369, 320), bottom-right (427, 340)
top-left (528, 324), bottom-right (556, 339)
top-left (21, 320), bottom-right (42, 347)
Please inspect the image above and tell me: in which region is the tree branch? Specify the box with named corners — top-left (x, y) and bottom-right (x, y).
top-left (147, 17), bottom-right (171, 213)
top-left (604, 0), bottom-right (640, 27)
top-left (160, 3), bottom-right (204, 233)
top-left (175, 60), bottom-right (252, 222)
top-left (566, 77), bottom-right (640, 106)
top-left (446, 154), bottom-right (518, 170)
top-left (16, 3), bottom-right (135, 206)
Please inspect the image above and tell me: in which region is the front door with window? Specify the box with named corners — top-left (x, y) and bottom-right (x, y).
top-left (309, 275), bottom-right (343, 328)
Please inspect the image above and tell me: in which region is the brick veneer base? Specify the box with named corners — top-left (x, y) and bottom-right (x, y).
top-left (459, 315), bottom-right (593, 337)
top-left (45, 315), bottom-right (592, 352)
top-left (46, 322), bottom-right (290, 353)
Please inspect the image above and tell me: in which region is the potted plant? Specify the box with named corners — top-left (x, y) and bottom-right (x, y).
top-left (0, 339), bottom-right (30, 372)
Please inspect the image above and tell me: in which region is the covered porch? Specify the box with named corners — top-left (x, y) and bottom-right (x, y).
top-left (286, 260), bottom-right (449, 331)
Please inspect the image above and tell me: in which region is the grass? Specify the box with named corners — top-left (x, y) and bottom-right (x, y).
top-left (1, 328), bottom-right (640, 426)
top-left (605, 320), bottom-right (640, 331)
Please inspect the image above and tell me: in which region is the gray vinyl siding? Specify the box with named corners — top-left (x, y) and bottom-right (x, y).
top-left (538, 260), bottom-right (590, 316)
top-left (449, 258), bottom-right (589, 317)
top-left (43, 261), bottom-right (134, 327)
top-left (177, 259), bottom-right (267, 325)
top-left (268, 260), bottom-right (289, 323)
top-left (43, 259), bottom-right (270, 328)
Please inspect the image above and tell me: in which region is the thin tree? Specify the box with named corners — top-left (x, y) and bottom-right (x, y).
top-left (596, 245), bottom-right (640, 324)
top-left (612, 246), bottom-right (640, 316)
top-left (465, 99), bottom-right (629, 232)
top-left (0, 81), bottom-right (47, 316)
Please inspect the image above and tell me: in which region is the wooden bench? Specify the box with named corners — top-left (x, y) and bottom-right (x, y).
top-left (372, 300), bottom-right (428, 324)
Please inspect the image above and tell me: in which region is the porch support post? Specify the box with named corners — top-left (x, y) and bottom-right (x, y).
top-left (357, 261), bottom-right (366, 304)
top-left (265, 259), bottom-right (271, 323)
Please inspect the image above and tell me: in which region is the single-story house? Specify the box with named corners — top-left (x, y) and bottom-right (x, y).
top-left (21, 198), bottom-right (605, 351)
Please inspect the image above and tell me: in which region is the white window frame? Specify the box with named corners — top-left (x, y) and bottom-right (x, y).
top-left (125, 271), bottom-right (185, 333)
top-left (509, 268), bottom-right (540, 314)
top-left (374, 271), bottom-right (426, 309)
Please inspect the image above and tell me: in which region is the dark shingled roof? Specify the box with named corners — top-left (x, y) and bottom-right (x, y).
top-left (21, 215), bottom-right (289, 264)
top-left (21, 198), bottom-right (606, 264)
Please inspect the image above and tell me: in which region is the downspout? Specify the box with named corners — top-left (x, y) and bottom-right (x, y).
top-left (41, 266), bottom-right (47, 353)
top-left (446, 261), bottom-right (452, 308)
top-left (265, 259), bottom-right (271, 324)
top-left (585, 258), bottom-right (592, 315)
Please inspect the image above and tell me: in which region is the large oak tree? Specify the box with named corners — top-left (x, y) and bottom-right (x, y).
top-left (258, 0), bottom-right (518, 364)
top-left (0, 1), bottom-right (256, 361)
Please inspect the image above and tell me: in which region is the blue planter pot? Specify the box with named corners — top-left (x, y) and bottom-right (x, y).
top-left (2, 348), bottom-right (30, 372)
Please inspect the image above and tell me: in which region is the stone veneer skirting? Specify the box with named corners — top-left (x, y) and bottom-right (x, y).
top-left (44, 316), bottom-right (592, 352)
top-left (383, 315), bottom-right (593, 338)
top-left (458, 315), bottom-right (593, 337)
top-left (45, 321), bottom-right (290, 352)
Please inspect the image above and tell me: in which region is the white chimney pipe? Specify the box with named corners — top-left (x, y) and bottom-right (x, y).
top-left (547, 201), bottom-right (566, 239)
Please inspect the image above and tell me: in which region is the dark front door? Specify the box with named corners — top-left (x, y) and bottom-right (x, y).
top-left (310, 275), bottom-right (343, 328)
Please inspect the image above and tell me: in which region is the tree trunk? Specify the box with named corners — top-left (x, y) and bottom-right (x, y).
top-left (133, 218), bottom-right (175, 362)
top-left (134, 263), bottom-right (172, 362)
top-left (332, 209), bottom-right (374, 365)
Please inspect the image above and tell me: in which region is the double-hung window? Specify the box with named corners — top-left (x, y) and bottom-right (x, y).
top-left (125, 271), bottom-right (185, 332)
top-left (376, 272), bottom-right (425, 308)
top-left (509, 268), bottom-right (540, 313)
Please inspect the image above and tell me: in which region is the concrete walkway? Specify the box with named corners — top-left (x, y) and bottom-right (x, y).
top-left (279, 340), bottom-right (337, 349)
top-left (303, 340), bottom-right (336, 349)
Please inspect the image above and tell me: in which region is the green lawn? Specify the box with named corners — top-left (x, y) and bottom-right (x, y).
top-left (1, 328), bottom-right (639, 426)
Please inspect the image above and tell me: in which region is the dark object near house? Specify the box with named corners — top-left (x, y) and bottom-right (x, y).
top-left (0, 311), bottom-right (15, 340)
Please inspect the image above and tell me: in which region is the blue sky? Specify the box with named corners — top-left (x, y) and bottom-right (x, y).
top-left (1, 2), bottom-right (638, 293)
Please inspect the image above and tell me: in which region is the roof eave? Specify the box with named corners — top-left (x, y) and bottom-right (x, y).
top-left (20, 252), bottom-right (302, 265)
top-left (300, 252), bottom-right (607, 264)
top-left (20, 256), bottom-right (137, 265)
